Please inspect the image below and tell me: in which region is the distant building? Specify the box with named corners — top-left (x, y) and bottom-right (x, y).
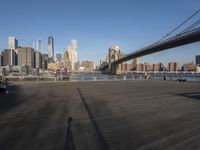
top-left (56, 53), bottom-right (62, 61)
top-left (8, 36), bottom-right (18, 50)
top-left (67, 39), bottom-right (78, 71)
top-left (196, 66), bottom-right (200, 73)
top-left (75, 60), bottom-right (81, 70)
top-left (196, 55), bottom-right (200, 66)
top-left (182, 63), bottom-right (196, 72)
top-left (143, 62), bottom-right (153, 72)
top-left (36, 40), bottom-right (43, 53)
top-left (41, 54), bottom-right (48, 70)
top-left (48, 36), bottom-right (54, 61)
top-left (132, 58), bottom-right (140, 70)
top-left (0, 54), bottom-right (2, 66)
top-left (120, 63), bottom-right (132, 72)
top-left (2, 49), bottom-right (17, 66)
top-left (48, 61), bottom-right (63, 70)
top-left (34, 51), bottom-right (41, 68)
top-left (153, 63), bottom-right (163, 71)
top-left (168, 62), bottom-right (178, 72)
top-left (82, 60), bottom-right (95, 71)
top-left (17, 47), bottom-right (34, 68)
top-left (136, 63), bottom-right (143, 72)
top-left (63, 50), bottom-right (69, 70)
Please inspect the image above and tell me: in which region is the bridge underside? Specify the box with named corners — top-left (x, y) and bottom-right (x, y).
top-left (101, 29), bottom-right (200, 74)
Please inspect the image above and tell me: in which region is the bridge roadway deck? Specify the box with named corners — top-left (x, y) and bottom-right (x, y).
top-left (0, 80), bottom-right (200, 150)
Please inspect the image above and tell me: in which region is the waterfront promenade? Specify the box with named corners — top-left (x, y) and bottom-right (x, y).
top-left (0, 80), bottom-right (200, 150)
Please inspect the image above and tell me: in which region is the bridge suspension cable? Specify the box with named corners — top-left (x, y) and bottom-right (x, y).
top-left (179, 19), bottom-right (200, 34)
top-left (153, 8), bottom-right (200, 44)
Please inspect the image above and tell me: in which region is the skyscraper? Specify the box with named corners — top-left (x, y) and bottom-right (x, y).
top-left (67, 39), bottom-right (78, 71)
top-left (196, 55), bottom-right (200, 66)
top-left (48, 36), bottom-right (54, 61)
top-left (36, 40), bottom-right (43, 53)
top-left (0, 54), bottom-right (2, 66)
top-left (41, 54), bottom-right (48, 70)
top-left (34, 51), bottom-right (41, 69)
top-left (2, 49), bottom-right (17, 66)
top-left (17, 47), bottom-right (34, 68)
top-left (8, 36), bottom-right (18, 50)
top-left (56, 53), bottom-right (62, 61)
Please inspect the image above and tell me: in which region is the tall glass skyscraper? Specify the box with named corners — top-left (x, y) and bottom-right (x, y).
top-left (36, 40), bottom-right (43, 53)
top-left (48, 36), bottom-right (54, 61)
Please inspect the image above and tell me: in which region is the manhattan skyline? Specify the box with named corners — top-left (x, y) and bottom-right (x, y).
top-left (0, 0), bottom-right (200, 65)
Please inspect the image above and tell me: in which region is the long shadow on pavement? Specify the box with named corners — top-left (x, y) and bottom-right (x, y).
top-left (0, 85), bottom-right (25, 114)
top-left (77, 87), bottom-right (110, 150)
top-left (176, 92), bottom-right (200, 101)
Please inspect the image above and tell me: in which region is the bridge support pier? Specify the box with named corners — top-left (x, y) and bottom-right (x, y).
top-left (110, 63), bottom-right (119, 74)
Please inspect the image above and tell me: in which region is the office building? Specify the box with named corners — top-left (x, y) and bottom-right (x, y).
top-left (182, 63), bottom-right (196, 72)
top-left (66, 39), bottom-right (78, 71)
top-left (2, 49), bottom-right (9, 66)
top-left (8, 36), bottom-right (18, 50)
top-left (168, 62), bottom-right (179, 72)
top-left (2, 49), bottom-right (17, 66)
top-left (136, 63), bottom-right (143, 72)
top-left (142, 62), bottom-right (153, 72)
top-left (132, 58), bottom-right (140, 70)
top-left (196, 55), bottom-right (200, 66)
top-left (36, 40), bottom-right (43, 53)
top-left (35, 51), bottom-right (41, 68)
top-left (0, 54), bottom-right (2, 66)
top-left (48, 35), bottom-right (54, 61)
top-left (17, 47), bottom-right (34, 68)
top-left (41, 54), bottom-right (48, 70)
top-left (153, 63), bottom-right (163, 71)
top-left (120, 63), bottom-right (132, 72)
top-left (56, 53), bottom-right (62, 61)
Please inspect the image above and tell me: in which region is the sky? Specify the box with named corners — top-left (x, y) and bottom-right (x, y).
top-left (0, 0), bottom-right (200, 66)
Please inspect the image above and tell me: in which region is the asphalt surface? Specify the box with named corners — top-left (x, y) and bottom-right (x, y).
top-left (0, 80), bottom-right (200, 150)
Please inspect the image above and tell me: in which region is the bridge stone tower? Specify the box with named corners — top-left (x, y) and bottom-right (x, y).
top-left (108, 45), bottom-right (121, 74)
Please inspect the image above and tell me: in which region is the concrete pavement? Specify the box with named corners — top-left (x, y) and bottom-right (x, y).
top-left (0, 80), bottom-right (200, 150)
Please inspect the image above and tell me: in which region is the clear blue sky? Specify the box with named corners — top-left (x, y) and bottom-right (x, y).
top-left (0, 0), bottom-right (200, 66)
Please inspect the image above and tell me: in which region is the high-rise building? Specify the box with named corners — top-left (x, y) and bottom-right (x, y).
top-left (2, 49), bottom-right (17, 66)
top-left (48, 36), bottom-right (54, 61)
top-left (196, 55), bottom-right (200, 66)
top-left (132, 58), bottom-right (140, 70)
top-left (168, 62), bottom-right (179, 72)
top-left (56, 53), bottom-right (62, 61)
top-left (34, 51), bottom-right (41, 68)
top-left (41, 54), bottom-right (48, 70)
top-left (36, 40), bottom-right (43, 53)
top-left (67, 39), bottom-right (78, 71)
top-left (17, 47), bottom-right (34, 68)
top-left (0, 54), bottom-right (2, 66)
top-left (8, 37), bottom-right (18, 50)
